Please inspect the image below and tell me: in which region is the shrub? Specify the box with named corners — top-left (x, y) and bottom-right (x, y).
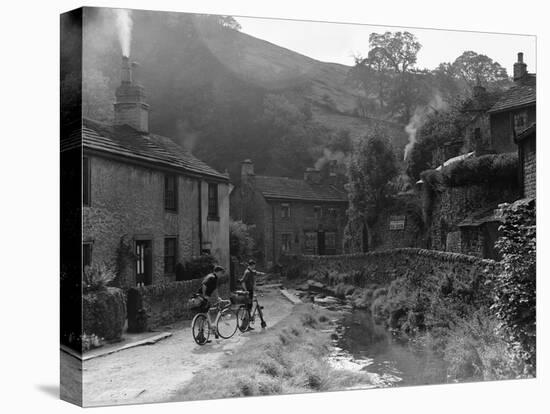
top-left (177, 254), bottom-right (216, 281)
top-left (441, 152), bottom-right (518, 187)
top-left (83, 287), bottom-right (126, 344)
top-left (493, 199), bottom-right (536, 370)
top-left (83, 262), bottom-right (116, 292)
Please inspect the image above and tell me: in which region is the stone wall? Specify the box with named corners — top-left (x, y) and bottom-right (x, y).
top-left (371, 193), bottom-right (426, 251)
top-left (429, 181), bottom-right (518, 253)
top-left (126, 275), bottom-right (230, 330)
top-left (521, 136), bottom-right (536, 199)
top-left (280, 248), bottom-right (500, 287)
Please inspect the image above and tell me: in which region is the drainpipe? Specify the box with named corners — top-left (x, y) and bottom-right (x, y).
top-left (198, 179), bottom-right (203, 255)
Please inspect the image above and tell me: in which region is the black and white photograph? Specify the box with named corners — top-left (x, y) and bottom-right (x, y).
top-left (0, 1), bottom-right (532, 412)
top-left (58, 5), bottom-right (539, 407)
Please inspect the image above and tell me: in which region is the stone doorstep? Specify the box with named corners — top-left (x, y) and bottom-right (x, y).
top-left (61, 332), bottom-right (173, 362)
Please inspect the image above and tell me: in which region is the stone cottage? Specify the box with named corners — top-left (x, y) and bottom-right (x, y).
top-left (488, 52), bottom-right (536, 155)
top-left (419, 53), bottom-right (535, 259)
top-left (82, 57), bottom-right (230, 287)
top-left (487, 52), bottom-right (536, 200)
top-left (515, 123), bottom-right (536, 199)
top-left (230, 160), bottom-right (348, 266)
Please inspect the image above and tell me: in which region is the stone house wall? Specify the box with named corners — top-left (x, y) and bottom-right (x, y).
top-left (83, 154), bottom-right (229, 287)
top-left (268, 200), bottom-right (347, 263)
top-left (520, 136), bottom-right (536, 198)
top-left (490, 106), bottom-right (536, 154)
top-left (231, 182), bottom-right (347, 266)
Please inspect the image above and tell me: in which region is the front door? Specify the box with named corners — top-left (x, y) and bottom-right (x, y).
top-left (317, 231), bottom-right (326, 256)
top-left (135, 240), bottom-right (152, 286)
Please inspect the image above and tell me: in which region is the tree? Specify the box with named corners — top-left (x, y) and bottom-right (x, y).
top-left (349, 31), bottom-right (426, 122)
top-left (448, 51), bottom-right (510, 89)
top-left (344, 129), bottom-right (398, 252)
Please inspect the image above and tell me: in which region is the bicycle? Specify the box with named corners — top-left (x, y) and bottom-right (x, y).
top-left (191, 298), bottom-right (238, 345)
top-left (236, 295), bottom-right (267, 332)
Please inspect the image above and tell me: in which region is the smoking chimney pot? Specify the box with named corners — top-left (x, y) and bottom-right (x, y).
top-left (121, 56), bottom-right (132, 83)
top-left (518, 52), bottom-right (524, 63)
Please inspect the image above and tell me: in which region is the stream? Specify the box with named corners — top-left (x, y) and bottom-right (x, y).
top-left (330, 309), bottom-right (450, 387)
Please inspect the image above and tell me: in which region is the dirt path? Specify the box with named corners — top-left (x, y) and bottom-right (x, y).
top-left (81, 287), bottom-right (294, 407)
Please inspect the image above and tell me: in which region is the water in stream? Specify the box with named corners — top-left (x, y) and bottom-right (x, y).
top-left (330, 309), bottom-right (450, 388)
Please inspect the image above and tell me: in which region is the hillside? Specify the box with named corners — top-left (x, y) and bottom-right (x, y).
top-left (81, 9), bottom-right (407, 179)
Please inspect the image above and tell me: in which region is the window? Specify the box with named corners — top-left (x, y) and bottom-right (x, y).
top-left (281, 203), bottom-right (291, 219)
top-left (83, 157), bottom-right (91, 206)
top-left (164, 238), bottom-right (177, 274)
top-left (164, 175), bottom-right (178, 211)
top-left (281, 233), bottom-right (292, 253)
top-left (325, 232), bottom-right (337, 251)
top-left (82, 242), bottom-right (92, 273)
top-left (328, 208), bottom-right (339, 218)
top-left (304, 232), bottom-right (317, 253)
top-left (313, 206), bottom-right (322, 219)
top-left (208, 183), bottom-right (219, 219)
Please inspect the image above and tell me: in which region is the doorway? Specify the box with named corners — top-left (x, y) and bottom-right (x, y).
top-left (135, 240), bottom-right (152, 286)
top-left (317, 231), bottom-right (326, 255)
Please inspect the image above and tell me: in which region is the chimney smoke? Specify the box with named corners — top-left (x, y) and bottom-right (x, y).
top-left (114, 9), bottom-right (133, 57)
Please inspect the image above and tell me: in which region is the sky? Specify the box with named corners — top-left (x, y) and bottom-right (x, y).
top-left (236, 16), bottom-right (536, 73)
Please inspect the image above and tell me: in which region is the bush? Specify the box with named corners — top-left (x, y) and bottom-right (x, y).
top-left (82, 287), bottom-right (126, 345)
top-left (176, 254), bottom-right (216, 281)
top-left (441, 152), bottom-right (518, 187)
top-left (493, 199), bottom-right (536, 370)
top-left (83, 263), bottom-right (116, 293)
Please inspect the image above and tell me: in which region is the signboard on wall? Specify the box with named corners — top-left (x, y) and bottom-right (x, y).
top-left (389, 215), bottom-right (406, 230)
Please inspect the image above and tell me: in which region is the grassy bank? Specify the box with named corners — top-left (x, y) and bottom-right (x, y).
top-left (172, 304), bottom-right (373, 401)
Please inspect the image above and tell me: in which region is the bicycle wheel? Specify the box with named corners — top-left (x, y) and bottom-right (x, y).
top-left (192, 313), bottom-right (210, 345)
top-left (216, 308), bottom-right (238, 339)
top-left (236, 306), bottom-right (250, 332)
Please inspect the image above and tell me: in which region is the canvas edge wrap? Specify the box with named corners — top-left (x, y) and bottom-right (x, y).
top-left (60, 7), bottom-right (84, 407)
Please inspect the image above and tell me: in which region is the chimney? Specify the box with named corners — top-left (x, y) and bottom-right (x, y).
top-left (241, 159), bottom-right (255, 185)
top-left (114, 56), bottom-right (150, 133)
top-left (328, 160), bottom-right (338, 186)
top-left (304, 168), bottom-right (322, 185)
top-left (472, 76), bottom-right (486, 99)
top-left (513, 52), bottom-right (527, 81)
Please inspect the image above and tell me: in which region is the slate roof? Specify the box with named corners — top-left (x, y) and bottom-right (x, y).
top-left (254, 175), bottom-right (347, 203)
top-left (82, 118), bottom-right (228, 180)
top-left (488, 75), bottom-right (536, 113)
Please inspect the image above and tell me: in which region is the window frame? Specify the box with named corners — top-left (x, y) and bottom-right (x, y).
top-left (163, 237), bottom-right (177, 275)
top-left (207, 182), bottom-right (219, 220)
top-left (164, 174), bottom-right (178, 212)
top-left (313, 205), bottom-right (322, 219)
top-left (281, 233), bottom-right (292, 253)
top-left (281, 203), bottom-right (291, 219)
